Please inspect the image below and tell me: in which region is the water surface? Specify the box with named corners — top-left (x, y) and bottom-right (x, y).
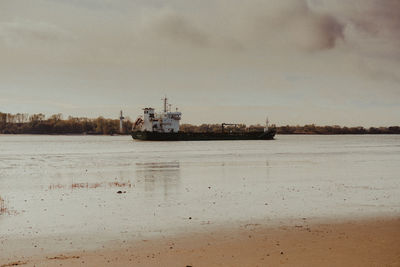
top-left (0, 135), bottom-right (399, 257)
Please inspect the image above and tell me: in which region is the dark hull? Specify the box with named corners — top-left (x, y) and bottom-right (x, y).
top-left (131, 130), bottom-right (276, 141)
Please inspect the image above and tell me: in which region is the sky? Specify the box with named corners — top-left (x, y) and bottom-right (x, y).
top-left (0, 0), bottom-right (399, 126)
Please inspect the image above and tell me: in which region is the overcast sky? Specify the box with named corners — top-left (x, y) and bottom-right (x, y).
top-left (0, 0), bottom-right (399, 126)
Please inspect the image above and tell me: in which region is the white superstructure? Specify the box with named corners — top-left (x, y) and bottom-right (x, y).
top-left (264, 117), bottom-right (269, 132)
top-left (139, 97), bottom-right (181, 133)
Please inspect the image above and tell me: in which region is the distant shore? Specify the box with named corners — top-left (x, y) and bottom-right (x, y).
top-left (2, 112), bottom-right (400, 135)
top-left (2, 217), bottom-right (399, 267)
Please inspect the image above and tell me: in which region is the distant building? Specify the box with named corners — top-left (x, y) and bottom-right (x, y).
top-left (119, 110), bottom-right (124, 133)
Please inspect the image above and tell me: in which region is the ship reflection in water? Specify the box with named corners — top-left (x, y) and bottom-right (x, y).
top-left (135, 161), bottom-right (181, 199)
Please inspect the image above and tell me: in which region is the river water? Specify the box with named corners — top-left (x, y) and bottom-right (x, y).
top-left (0, 135), bottom-right (399, 258)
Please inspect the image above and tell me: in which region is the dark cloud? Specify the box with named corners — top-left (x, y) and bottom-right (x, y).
top-left (246, 0), bottom-right (345, 51)
top-left (312, 0), bottom-right (400, 59)
top-left (139, 0), bottom-right (345, 52)
top-left (310, 14), bottom-right (344, 50)
top-left (351, 0), bottom-right (400, 38)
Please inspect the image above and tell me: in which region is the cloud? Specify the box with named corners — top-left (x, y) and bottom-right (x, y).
top-left (146, 13), bottom-right (209, 47)
top-left (0, 0), bottom-right (399, 126)
top-left (239, 0), bottom-right (345, 51)
top-left (133, 0), bottom-right (345, 53)
top-left (350, 0), bottom-right (400, 38)
top-left (0, 19), bottom-right (72, 47)
top-left (310, 0), bottom-right (400, 58)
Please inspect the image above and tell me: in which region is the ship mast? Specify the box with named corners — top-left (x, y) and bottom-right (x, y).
top-left (162, 96), bottom-right (168, 113)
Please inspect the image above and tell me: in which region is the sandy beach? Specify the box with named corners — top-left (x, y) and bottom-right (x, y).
top-left (1, 217), bottom-right (398, 267)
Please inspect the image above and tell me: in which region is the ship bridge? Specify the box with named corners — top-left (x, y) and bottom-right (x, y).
top-left (141, 97), bottom-right (181, 133)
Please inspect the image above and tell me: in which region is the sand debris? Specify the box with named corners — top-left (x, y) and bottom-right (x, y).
top-left (47, 255), bottom-right (80, 260)
top-left (0, 196), bottom-right (6, 214)
top-left (0, 261), bottom-right (27, 267)
top-left (48, 180), bottom-right (132, 190)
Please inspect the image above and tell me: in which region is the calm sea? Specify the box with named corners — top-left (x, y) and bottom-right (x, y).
top-left (0, 135), bottom-right (399, 257)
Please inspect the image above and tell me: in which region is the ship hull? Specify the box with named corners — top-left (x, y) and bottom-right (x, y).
top-left (131, 130), bottom-right (276, 141)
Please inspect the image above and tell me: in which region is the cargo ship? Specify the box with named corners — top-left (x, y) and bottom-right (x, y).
top-left (131, 97), bottom-right (276, 141)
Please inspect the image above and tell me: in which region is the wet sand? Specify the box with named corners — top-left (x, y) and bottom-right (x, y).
top-left (4, 218), bottom-right (399, 267)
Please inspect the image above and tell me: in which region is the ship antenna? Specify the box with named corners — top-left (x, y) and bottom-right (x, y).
top-left (264, 116), bottom-right (269, 132)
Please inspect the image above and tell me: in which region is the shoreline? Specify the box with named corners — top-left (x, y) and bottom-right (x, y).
top-left (2, 217), bottom-right (399, 267)
top-left (1, 133), bottom-right (400, 136)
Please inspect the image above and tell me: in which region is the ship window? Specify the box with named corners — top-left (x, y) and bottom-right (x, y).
top-left (149, 113), bottom-right (154, 118)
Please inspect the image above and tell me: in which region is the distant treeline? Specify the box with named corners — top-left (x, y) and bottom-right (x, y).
top-left (274, 124), bottom-right (400, 135)
top-left (1, 112), bottom-right (399, 135)
top-left (181, 124), bottom-right (400, 135)
top-left (0, 112), bottom-right (133, 135)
